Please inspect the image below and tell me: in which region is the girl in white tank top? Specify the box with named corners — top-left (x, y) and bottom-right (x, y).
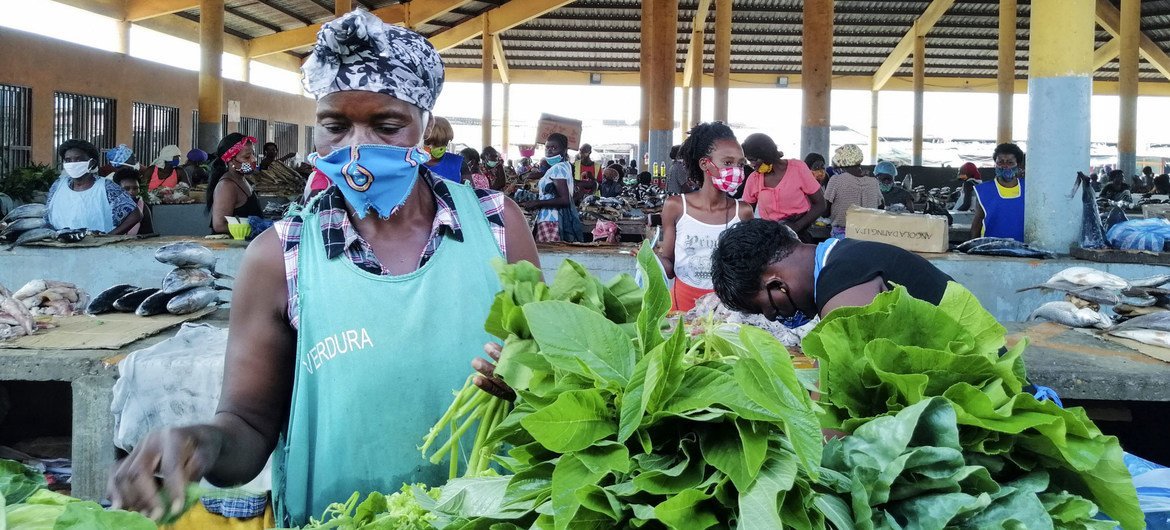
top-left (673, 196), bottom-right (743, 290)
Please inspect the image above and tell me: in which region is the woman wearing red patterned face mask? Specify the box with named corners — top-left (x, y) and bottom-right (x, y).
top-left (206, 133), bottom-right (265, 234)
top-left (656, 122), bottom-right (755, 312)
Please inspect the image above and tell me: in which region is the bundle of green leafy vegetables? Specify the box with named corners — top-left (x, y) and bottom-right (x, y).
top-left (1, 459), bottom-right (158, 529)
top-left (803, 282), bottom-right (1143, 529)
top-left (301, 243), bottom-right (1142, 530)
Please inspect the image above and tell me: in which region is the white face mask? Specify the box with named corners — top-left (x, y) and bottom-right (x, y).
top-left (63, 160), bottom-right (92, 179)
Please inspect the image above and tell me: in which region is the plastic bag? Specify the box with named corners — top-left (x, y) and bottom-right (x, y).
top-left (1124, 452), bottom-right (1170, 529)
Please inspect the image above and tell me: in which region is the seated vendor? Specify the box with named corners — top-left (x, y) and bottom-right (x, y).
top-left (112, 167), bottom-right (154, 235)
top-left (1099, 170), bottom-right (1134, 204)
top-left (972, 143), bottom-right (1025, 242)
top-left (259, 142), bottom-right (296, 171)
top-left (45, 139), bottom-right (142, 234)
top-left (144, 144), bottom-right (191, 191)
top-left (206, 133), bottom-right (264, 234)
top-left (422, 116), bottom-right (463, 182)
top-left (710, 218), bottom-right (953, 326)
top-left (875, 161), bottom-right (914, 213)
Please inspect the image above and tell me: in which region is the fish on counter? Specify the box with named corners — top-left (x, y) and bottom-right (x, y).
top-left (55, 228), bottom-right (87, 243)
top-left (0, 284), bottom-right (37, 337)
top-left (160, 267), bottom-right (233, 295)
top-left (166, 286), bottom-right (220, 315)
top-left (0, 203), bottom-right (46, 224)
top-left (1045, 266), bottom-right (1129, 290)
top-left (1028, 300), bottom-right (1113, 329)
top-left (1109, 329), bottom-right (1170, 349)
top-left (155, 242), bottom-right (218, 271)
top-left (112, 288), bottom-right (160, 312)
top-left (1108, 311), bottom-right (1170, 334)
top-left (1072, 172), bottom-right (1108, 249)
top-left (6, 227), bottom-right (57, 250)
top-left (135, 290), bottom-right (178, 316)
top-left (1128, 274), bottom-right (1170, 288)
top-left (956, 237), bottom-right (1057, 259)
top-left (1017, 280), bottom-right (1122, 306)
top-left (87, 284), bottom-right (139, 314)
top-left (0, 217), bottom-right (48, 240)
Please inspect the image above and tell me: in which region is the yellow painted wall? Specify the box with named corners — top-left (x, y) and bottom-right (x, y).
top-left (0, 27), bottom-right (316, 165)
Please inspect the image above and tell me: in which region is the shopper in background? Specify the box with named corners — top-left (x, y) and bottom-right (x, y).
top-left (422, 116), bottom-right (463, 182)
top-left (112, 166), bottom-right (154, 235)
top-left (740, 133), bottom-right (826, 237)
top-left (822, 143), bottom-right (882, 239)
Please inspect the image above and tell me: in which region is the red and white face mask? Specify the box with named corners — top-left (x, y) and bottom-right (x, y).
top-left (710, 165), bottom-right (745, 192)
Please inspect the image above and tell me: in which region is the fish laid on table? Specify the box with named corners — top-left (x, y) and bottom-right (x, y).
top-left (1017, 280), bottom-right (1122, 306)
top-left (0, 203), bottom-right (46, 223)
top-left (166, 286), bottom-right (219, 315)
top-left (135, 290), bottom-right (178, 316)
top-left (55, 229), bottom-right (87, 243)
top-left (1109, 329), bottom-right (1170, 349)
top-left (87, 284), bottom-right (139, 314)
top-left (1071, 172), bottom-right (1108, 249)
top-left (966, 243), bottom-right (1057, 259)
top-left (6, 228), bottom-right (57, 250)
top-left (1045, 266), bottom-right (1129, 290)
top-left (160, 267), bottom-right (233, 295)
top-left (0, 285), bottom-right (36, 336)
top-left (154, 242), bottom-right (217, 270)
top-left (1108, 311), bottom-right (1170, 334)
top-left (0, 217), bottom-right (48, 239)
top-left (1128, 274), bottom-right (1170, 288)
top-left (1028, 301), bottom-right (1113, 329)
top-left (957, 237), bottom-right (1020, 253)
top-left (113, 288), bottom-right (160, 312)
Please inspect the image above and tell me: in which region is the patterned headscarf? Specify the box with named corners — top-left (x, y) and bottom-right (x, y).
top-left (832, 144), bottom-right (864, 167)
top-left (106, 144), bottom-right (133, 166)
top-left (301, 9), bottom-right (445, 112)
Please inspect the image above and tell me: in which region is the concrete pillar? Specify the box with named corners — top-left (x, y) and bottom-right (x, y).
top-left (1118, 0), bottom-right (1140, 176)
top-left (1026, 0), bottom-right (1093, 251)
top-left (647, 0), bottom-right (677, 171)
top-left (680, 89), bottom-right (691, 139)
top-left (997, 0), bottom-right (1017, 143)
top-left (242, 56), bottom-right (251, 83)
top-left (869, 91), bottom-right (879, 163)
top-left (198, 0), bottom-right (224, 152)
top-left (912, 29), bottom-right (925, 167)
top-left (502, 83), bottom-right (510, 158)
top-left (482, 25), bottom-right (494, 150)
top-left (800, 0), bottom-right (833, 159)
top-left (639, 0), bottom-right (653, 157)
top-left (115, 19), bottom-right (130, 54)
top-left (335, 0), bottom-right (351, 17)
top-left (713, 0), bottom-right (731, 122)
top-left (689, 25), bottom-right (704, 129)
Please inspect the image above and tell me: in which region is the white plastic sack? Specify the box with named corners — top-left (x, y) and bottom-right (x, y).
top-left (111, 323), bottom-right (229, 451)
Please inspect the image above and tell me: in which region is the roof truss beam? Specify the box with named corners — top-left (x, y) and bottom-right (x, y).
top-left (428, 0), bottom-right (578, 52)
top-left (493, 35), bottom-right (510, 84)
top-left (871, 0), bottom-right (956, 91)
top-left (1093, 36), bottom-right (1120, 71)
top-left (125, 0), bottom-right (199, 22)
top-left (682, 0), bottom-right (712, 88)
top-left (1095, 0), bottom-right (1170, 81)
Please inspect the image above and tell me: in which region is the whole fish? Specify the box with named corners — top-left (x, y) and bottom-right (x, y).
top-left (135, 290), bottom-right (178, 316)
top-left (1108, 311), bottom-right (1170, 333)
top-left (1046, 267), bottom-right (1129, 290)
top-left (6, 228), bottom-right (57, 250)
top-left (160, 267), bottom-right (232, 294)
top-left (166, 286), bottom-right (219, 315)
top-left (1129, 274), bottom-right (1170, 288)
top-left (1109, 329), bottom-right (1170, 349)
top-left (87, 284), bottom-right (139, 314)
top-left (56, 229), bottom-right (87, 243)
top-left (155, 242), bottom-right (217, 270)
top-left (1, 203), bottom-right (46, 223)
top-left (0, 217), bottom-right (48, 238)
top-left (957, 237), bottom-right (1020, 253)
top-left (1017, 280), bottom-right (1122, 306)
top-left (0, 285), bottom-right (36, 336)
top-left (1072, 172), bottom-right (1108, 249)
top-left (966, 243), bottom-right (1056, 259)
top-left (113, 288), bottom-right (160, 312)
top-left (1120, 294), bottom-right (1158, 307)
top-left (1028, 301), bottom-right (1113, 329)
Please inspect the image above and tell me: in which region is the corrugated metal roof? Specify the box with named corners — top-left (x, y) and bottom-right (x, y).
top-left (161, 0), bottom-right (1168, 82)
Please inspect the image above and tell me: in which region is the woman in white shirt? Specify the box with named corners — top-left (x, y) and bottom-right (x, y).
top-left (45, 139), bottom-right (141, 234)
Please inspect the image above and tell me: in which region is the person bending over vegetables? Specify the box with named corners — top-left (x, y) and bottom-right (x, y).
top-left (710, 218), bottom-right (953, 326)
top-left (107, 11), bottom-right (537, 528)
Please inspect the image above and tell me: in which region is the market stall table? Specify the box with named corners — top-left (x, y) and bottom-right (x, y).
top-left (0, 309), bottom-right (228, 501)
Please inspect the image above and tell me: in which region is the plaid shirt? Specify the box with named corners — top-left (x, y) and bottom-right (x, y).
top-left (275, 170), bottom-right (508, 329)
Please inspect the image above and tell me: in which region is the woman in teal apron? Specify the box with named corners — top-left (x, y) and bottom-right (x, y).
top-left (107, 11), bottom-right (539, 527)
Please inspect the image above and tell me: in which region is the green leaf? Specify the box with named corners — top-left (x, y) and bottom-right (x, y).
top-left (631, 439), bottom-right (706, 495)
top-left (524, 300), bottom-right (637, 388)
top-left (734, 358), bottom-right (822, 478)
top-left (576, 441), bottom-right (631, 475)
top-left (575, 485), bottom-right (623, 522)
top-left (604, 273), bottom-right (643, 323)
top-left (618, 346), bottom-right (653, 443)
top-left (642, 324), bottom-right (687, 414)
top-left (492, 337), bottom-right (546, 392)
top-left (549, 260), bottom-right (606, 315)
top-left (736, 450), bottom-right (799, 530)
top-left (636, 241), bottom-right (670, 355)
top-left (502, 461), bottom-right (554, 506)
top-left (0, 459), bottom-right (47, 504)
top-left (551, 454), bottom-right (605, 530)
top-left (52, 501), bottom-right (156, 530)
top-left (700, 423), bottom-right (763, 493)
top-left (654, 489), bottom-right (719, 530)
top-left (520, 389), bottom-right (617, 453)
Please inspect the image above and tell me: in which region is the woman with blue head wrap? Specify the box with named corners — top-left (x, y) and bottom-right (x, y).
top-left (108, 10), bottom-right (539, 527)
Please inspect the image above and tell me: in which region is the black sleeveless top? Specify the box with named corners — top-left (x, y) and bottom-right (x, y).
top-left (210, 179), bottom-right (265, 231)
top-left (814, 239), bottom-right (954, 311)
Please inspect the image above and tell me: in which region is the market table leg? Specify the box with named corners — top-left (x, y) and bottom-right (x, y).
top-left (71, 375), bottom-right (116, 501)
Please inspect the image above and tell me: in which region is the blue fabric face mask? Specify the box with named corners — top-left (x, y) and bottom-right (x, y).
top-left (766, 284), bottom-right (813, 329)
top-left (546, 155), bottom-right (563, 165)
top-left (995, 167), bottom-right (1017, 180)
top-left (311, 144), bottom-right (431, 219)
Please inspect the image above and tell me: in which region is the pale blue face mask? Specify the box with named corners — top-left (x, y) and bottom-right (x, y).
top-left (545, 155), bottom-right (563, 165)
top-left (310, 144), bottom-right (431, 219)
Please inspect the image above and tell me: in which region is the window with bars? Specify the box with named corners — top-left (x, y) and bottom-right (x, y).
top-left (273, 121), bottom-right (298, 158)
top-left (53, 92), bottom-right (117, 166)
top-left (0, 84), bottom-right (32, 179)
top-left (132, 102), bottom-right (179, 165)
top-left (239, 117), bottom-right (267, 145)
top-left (305, 125), bottom-right (315, 155)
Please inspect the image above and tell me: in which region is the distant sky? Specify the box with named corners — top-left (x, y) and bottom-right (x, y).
top-left (6, 0), bottom-right (1170, 157)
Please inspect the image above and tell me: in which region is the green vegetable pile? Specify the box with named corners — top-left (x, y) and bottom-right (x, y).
top-left (804, 282), bottom-right (1143, 529)
top-left (1, 459), bottom-right (158, 529)
top-left (300, 243), bottom-right (1142, 529)
top-left (297, 485), bottom-right (441, 530)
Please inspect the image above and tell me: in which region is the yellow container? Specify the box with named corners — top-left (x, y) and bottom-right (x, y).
top-left (228, 222), bottom-right (252, 240)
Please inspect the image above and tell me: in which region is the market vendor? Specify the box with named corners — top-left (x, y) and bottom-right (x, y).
top-left (181, 149), bottom-right (211, 186)
top-left (45, 139), bottom-right (141, 234)
top-left (658, 122), bottom-right (755, 312)
top-left (823, 144), bottom-right (882, 239)
top-left (875, 161), bottom-right (915, 213)
top-left (206, 133), bottom-right (265, 234)
top-left (600, 166), bottom-right (623, 198)
top-left (740, 133), bottom-right (826, 236)
top-left (109, 10), bottom-right (539, 527)
top-left (144, 144), bottom-right (190, 191)
top-left (422, 116), bottom-right (463, 182)
top-left (259, 142), bottom-right (296, 171)
top-left (112, 167), bottom-right (154, 235)
top-left (519, 133), bottom-right (584, 242)
top-left (971, 143), bottom-right (1026, 241)
top-left (710, 218), bottom-right (953, 325)
top-left (1099, 170), bottom-right (1134, 204)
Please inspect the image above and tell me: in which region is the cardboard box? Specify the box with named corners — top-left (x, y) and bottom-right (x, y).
top-left (844, 206), bottom-right (949, 253)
